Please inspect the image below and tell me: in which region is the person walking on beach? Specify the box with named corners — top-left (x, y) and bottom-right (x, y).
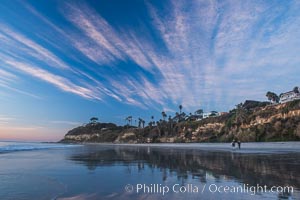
top-left (231, 140), bottom-right (236, 149)
top-left (237, 141), bottom-right (241, 149)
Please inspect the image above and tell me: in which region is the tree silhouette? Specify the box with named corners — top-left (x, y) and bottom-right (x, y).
top-left (148, 121), bottom-right (153, 128)
top-left (138, 118), bottom-right (142, 128)
top-left (266, 91), bottom-right (279, 103)
top-left (161, 111), bottom-right (167, 121)
top-left (293, 86), bottom-right (299, 94)
top-left (195, 109), bottom-right (203, 116)
top-left (137, 118), bottom-right (145, 128)
top-left (175, 112), bottom-right (180, 122)
top-left (179, 105), bottom-right (183, 114)
top-left (177, 104), bottom-right (183, 122)
top-left (90, 117), bottom-right (98, 124)
top-left (181, 112), bottom-right (186, 120)
top-left (168, 115), bottom-right (173, 135)
top-left (125, 116), bottom-right (132, 126)
top-left (209, 111), bottom-right (218, 117)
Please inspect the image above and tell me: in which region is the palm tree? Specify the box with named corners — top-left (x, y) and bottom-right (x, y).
top-left (168, 115), bottom-right (173, 135)
top-left (161, 111), bottom-right (167, 121)
top-left (137, 118), bottom-right (145, 128)
top-left (178, 105), bottom-right (183, 121)
top-left (125, 116), bottom-right (132, 126)
top-left (179, 105), bottom-right (183, 115)
top-left (138, 118), bottom-right (142, 128)
top-left (129, 116), bottom-right (132, 126)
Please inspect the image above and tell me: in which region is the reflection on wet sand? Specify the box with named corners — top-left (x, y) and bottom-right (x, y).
top-left (68, 145), bottom-right (300, 198)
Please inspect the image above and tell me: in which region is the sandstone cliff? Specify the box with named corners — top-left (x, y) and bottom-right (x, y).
top-left (61, 100), bottom-right (300, 143)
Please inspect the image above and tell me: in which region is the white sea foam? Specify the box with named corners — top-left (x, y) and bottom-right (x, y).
top-left (0, 141), bottom-right (77, 153)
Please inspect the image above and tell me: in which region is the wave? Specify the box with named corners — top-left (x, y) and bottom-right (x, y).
top-left (0, 142), bottom-right (77, 153)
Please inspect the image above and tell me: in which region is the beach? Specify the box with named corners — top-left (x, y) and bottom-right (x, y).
top-left (0, 141), bottom-right (299, 200)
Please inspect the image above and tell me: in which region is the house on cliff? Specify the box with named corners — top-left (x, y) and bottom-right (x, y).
top-left (279, 87), bottom-right (300, 103)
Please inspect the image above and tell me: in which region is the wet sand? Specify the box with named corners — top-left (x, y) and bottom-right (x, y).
top-left (0, 142), bottom-right (299, 199)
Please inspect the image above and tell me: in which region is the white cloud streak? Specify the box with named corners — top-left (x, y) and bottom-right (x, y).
top-left (63, 3), bottom-right (154, 71)
top-left (1, 0), bottom-right (300, 113)
top-left (4, 59), bottom-right (102, 100)
top-left (0, 68), bottom-right (17, 81)
top-left (50, 120), bottom-right (82, 126)
top-left (0, 24), bottom-right (70, 70)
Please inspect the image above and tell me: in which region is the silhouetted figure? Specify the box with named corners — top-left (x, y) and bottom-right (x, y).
top-left (237, 141), bottom-right (241, 149)
top-left (231, 140), bottom-right (236, 148)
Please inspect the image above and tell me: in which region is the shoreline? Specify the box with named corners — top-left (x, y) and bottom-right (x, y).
top-left (62, 141), bottom-right (300, 154)
top-left (3, 141), bottom-right (300, 154)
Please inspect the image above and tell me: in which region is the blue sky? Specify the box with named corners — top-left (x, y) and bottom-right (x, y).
top-left (0, 0), bottom-right (300, 141)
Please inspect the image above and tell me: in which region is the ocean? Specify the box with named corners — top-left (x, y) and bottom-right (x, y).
top-left (0, 141), bottom-right (299, 200)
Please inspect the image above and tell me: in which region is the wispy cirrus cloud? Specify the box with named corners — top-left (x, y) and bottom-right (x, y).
top-left (1, 0), bottom-right (300, 141)
top-left (0, 68), bottom-right (17, 81)
top-left (62, 2), bottom-right (154, 71)
top-left (0, 22), bottom-right (116, 102)
top-left (0, 126), bottom-right (43, 131)
top-left (1, 0), bottom-right (300, 113)
top-left (145, 0), bottom-right (300, 110)
top-left (0, 81), bottom-right (41, 99)
top-left (50, 120), bottom-right (82, 126)
top-left (0, 66), bottom-right (41, 98)
top-left (0, 23), bottom-right (108, 102)
top-left (57, 0), bottom-right (300, 110)
top-left (0, 115), bottom-right (15, 124)
top-left (3, 59), bottom-right (102, 100)
top-left (0, 24), bottom-right (70, 70)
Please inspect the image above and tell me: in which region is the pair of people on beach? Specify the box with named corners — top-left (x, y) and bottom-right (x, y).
top-left (232, 139), bottom-right (241, 149)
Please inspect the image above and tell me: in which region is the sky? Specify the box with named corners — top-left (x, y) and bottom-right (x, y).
top-left (0, 0), bottom-right (300, 141)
